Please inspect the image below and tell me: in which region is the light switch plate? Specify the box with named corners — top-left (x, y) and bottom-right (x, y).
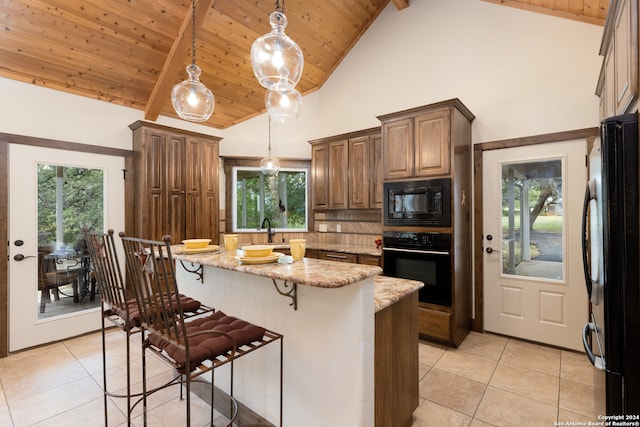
top-left (319, 224), bottom-right (328, 232)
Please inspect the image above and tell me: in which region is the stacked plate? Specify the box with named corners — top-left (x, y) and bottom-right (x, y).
top-left (178, 239), bottom-right (220, 254)
top-left (240, 245), bottom-right (283, 264)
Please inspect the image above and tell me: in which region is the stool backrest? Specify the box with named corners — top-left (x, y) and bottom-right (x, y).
top-left (83, 228), bottom-right (130, 312)
top-left (118, 233), bottom-right (188, 347)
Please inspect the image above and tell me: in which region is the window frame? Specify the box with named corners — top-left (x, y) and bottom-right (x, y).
top-left (223, 157), bottom-right (311, 235)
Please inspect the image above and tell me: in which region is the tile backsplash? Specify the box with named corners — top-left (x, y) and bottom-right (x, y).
top-left (218, 209), bottom-right (382, 248)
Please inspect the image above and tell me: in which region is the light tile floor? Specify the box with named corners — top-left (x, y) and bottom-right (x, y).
top-left (0, 329), bottom-right (597, 426)
top-left (413, 331), bottom-right (598, 426)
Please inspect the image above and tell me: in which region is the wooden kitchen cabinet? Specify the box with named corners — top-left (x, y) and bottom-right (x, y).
top-left (130, 121), bottom-right (221, 243)
top-left (358, 254), bottom-right (381, 267)
top-left (379, 99), bottom-right (473, 180)
top-left (317, 250), bottom-right (380, 266)
top-left (309, 127), bottom-right (381, 211)
top-left (311, 143), bottom-right (329, 210)
top-left (379, 99), bottom-right (474, 347)
top-left (596, 0), bottom-right (638, 119)
top-left (304, 248), bottom-right (320, 259)
top-left (349, 136), bottom-right (370, 209)
top-left (380, 117), bottom-right (413, 180)
top-left (369, 133), bottom-right (384, 209)
top-left (329, 139), bottom-right (349, 210)
top-left (417, 307), bottom-right (452, 342)
top-left (319, 251), bottom-right (358, 263)
top-left (375, 291), bottom-right (418, 427)
top-left (184, 137), bottom-right (219, 241)
top-left (613, 0), bottom-right (637, 115)
top-left (414, 110), bottom-right (450, 177)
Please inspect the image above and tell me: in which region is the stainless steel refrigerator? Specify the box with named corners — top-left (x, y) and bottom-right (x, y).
top-left (582, 113), bottom-right (640, 416)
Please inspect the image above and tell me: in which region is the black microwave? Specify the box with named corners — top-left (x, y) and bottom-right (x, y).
top-left (383, 178), bottom-right (451, 227)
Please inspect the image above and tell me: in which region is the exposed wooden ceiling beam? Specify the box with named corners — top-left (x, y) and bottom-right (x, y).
top-left (145, 0), bottom-right (217, 121)
top-left (481, 0), bottom-right (606, 26)
top-left (390, 0), bottom-right (410, 10)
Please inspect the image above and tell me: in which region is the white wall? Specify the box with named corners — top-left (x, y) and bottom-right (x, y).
top-left (0, 77), bottom-right (225, 150)
top-left (225, 0), bottom-right (604, 154)
top-left (0, 0), bottom-right (603, 156)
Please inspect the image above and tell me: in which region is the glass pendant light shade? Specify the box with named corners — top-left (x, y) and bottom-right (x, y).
top-left (261, 117), bottom-right (280, 175)
top-left (251, 11), bottom-right (304, 91)
top-left (260, 155), bottom-right (281, 176)
top-left (172, 64), bottom-right (215, 122)
top-left (266, 88), bottom-right (302, 123)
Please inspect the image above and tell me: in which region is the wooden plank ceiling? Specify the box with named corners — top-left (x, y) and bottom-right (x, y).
top-left (482, 0), bottom-right (609, 26)
top-left (0, 0), bottom-right (608, 129)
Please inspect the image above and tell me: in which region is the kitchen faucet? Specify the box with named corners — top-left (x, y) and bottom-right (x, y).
top-left (260, 217), bottom-right (275, 243)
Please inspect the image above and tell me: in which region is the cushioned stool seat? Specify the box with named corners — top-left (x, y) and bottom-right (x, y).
top-left (110, 294), bottom-right (202, 331)
top-left (147, 311), bottom-right (266, 373)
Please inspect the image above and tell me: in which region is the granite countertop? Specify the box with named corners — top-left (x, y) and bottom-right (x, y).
top-left (373, 276), bottom-right (423, 312)
top-left (173, 247), bottom-right (382, 289)
top-left (173, 245), bottom-right (422, 313)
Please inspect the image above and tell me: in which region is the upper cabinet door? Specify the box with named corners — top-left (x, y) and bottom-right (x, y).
top-left (311, 143), bottom-right (330, 210)
top-left (602, 40), bottom-right (616, 120)
top-left (613, 0), bottom-right (638, 115)
top-left (382, 118), bottom-right (413, 180)
top-left (348, 136), bottom-right (370, 209)
top-left (329, 139), bottom-right (349, 210)
top-left (414, 110), bottom-right (451, 177)
top-left (598, 0), bottom-right (638, 119)
top-left (369, 134), bottom-right (384, 209)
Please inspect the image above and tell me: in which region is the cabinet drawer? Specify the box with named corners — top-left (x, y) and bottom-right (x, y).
top-left (305, 248), bottom-right (320, 259)
top-left (418, 308), bottom-right (451, 341)
top-left (320, 251), bottom-right (358, 263)
top-left (358, 255), bottom-right (381, 266)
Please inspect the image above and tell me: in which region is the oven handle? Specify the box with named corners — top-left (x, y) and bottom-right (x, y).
top-left (383, 247), bottom-right (450, 256)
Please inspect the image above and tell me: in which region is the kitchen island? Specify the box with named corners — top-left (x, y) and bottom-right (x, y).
top-left (172, 248), bottom-right (421, 427)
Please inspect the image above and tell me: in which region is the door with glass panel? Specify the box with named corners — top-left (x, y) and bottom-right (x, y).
top-left (8, 144), bottom-right (125, 351)
top-left (482, 139), bottom-right (587, 351)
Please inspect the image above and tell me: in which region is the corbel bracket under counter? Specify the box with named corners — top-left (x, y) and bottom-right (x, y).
top-left (179, 260), bottom-right (204, 283)
top-left (272, 279), bottom-right (298, 310)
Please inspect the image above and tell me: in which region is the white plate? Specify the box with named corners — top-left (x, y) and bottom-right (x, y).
top-left (175, 245), bottom-right (220, 254)
top-left (239, 252), bottom-right (284, 264)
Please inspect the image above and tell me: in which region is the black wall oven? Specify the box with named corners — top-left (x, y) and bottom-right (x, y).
top-left (383, 231), bottom-right (452, 307)
top-left (383, 178), bottom-right (451, 227)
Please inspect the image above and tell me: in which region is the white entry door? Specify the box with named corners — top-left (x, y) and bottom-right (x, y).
top-left (482, 139), bottom-right (588, 351)
top-left (8, 144), bottom-right (125, 351)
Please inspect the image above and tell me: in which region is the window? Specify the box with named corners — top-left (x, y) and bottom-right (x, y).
top-left (501, 159), bottom-right (563, 280)
top-left (38, 164), bottom-right (104, 250)
top-left (37, 163), bottom-right (105, 319)
top-left (232, 167), bottom-right (308, 232)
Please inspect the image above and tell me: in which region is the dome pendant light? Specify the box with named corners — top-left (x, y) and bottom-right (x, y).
top-left (171, 0), bottom-right (214, 122)
top-left (251, 0), bottom-right (304, 92)
top-left (260, 117), bottom-right (281, 176)
top-left (266, 88), bottom-right (302, 123)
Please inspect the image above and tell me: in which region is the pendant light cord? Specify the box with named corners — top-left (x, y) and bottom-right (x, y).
top-left (191, 0), bottom-right (197, 66)
top-left (268, 116), bottom-right (272, 156)
top-left (275, 0), bottom-right (285, 14)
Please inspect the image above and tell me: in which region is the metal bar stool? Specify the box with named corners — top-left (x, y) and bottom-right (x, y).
top-left (83, 229), bottom-right (214, 426)
top-left (119, 232), bottom-right (283, 427)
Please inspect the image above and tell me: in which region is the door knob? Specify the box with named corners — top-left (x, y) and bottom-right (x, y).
top-left (485, 247), bottom-right (499, 254)
top-left (13, 254), bottom-right (35, 261)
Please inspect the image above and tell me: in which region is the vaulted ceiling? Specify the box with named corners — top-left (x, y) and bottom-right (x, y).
top-left (0, 0), bottom-right (609, 129)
